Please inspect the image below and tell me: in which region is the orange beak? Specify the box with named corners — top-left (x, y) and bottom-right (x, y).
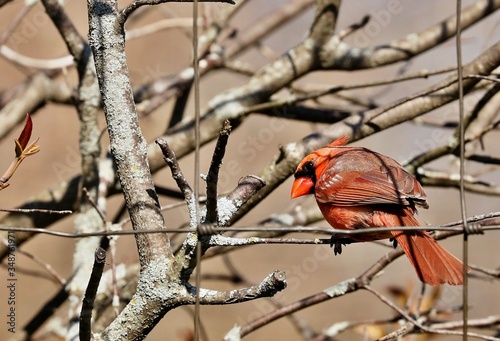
top-left (291, 177), bottom-right (314, 199)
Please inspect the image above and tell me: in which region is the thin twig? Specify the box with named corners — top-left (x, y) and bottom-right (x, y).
top-left (80, 248), bottom-right (107, 341)
top-left (155, 138), bottom-right (193, 198)
top-left (118, 0), bottom-right (235, 27)
top-left (83, 187), bottom-right (106, 223)
top-left (7, 246), bottom-right (66, 285)
top-left (364, 285), bottom-right (498, 341)
top-left (0, 208), bottom-right (72, 214)
top-left (205, 120), bottom-right (231, 224)
top-left (337, 15), bottom-right (370, 40)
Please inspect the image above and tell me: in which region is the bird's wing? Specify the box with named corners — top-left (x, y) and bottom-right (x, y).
top-left (315, 163), bottom-right (427, 208)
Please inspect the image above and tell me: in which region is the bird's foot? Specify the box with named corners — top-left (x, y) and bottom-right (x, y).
top-left (389, 237), bottom-right (398, 248)
top-left (330, 237), bottom-right (353, 255)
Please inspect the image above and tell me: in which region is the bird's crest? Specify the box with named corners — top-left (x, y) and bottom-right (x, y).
top-left (327, 135), bottom-right (349, 147)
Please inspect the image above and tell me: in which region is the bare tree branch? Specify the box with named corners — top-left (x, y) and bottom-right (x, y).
top-left (80, 248), bottom-right (107, 341)
top-left (118, 0), bottom-right (235, 27)
top-left (194, 270), bottom-right (286, 305)
top-left (205, 120), bottom-right (231, 224)
top-left (321, 0), bottom-right (500, 70)
top-left (0, 71), bottom-right (72, 140)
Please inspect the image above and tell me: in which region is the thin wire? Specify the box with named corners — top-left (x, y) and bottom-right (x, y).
top-left (455, 0), bottom-right (468, 339)
top-left (1, 224), bottom-right (497, 239)
top-left (192, 0), bottom-right (202, 340)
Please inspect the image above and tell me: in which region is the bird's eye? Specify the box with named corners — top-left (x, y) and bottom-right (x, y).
top-left (303, 161), bottom-right (314, 173)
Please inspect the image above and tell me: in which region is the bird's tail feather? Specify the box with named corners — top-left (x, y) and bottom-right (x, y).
top-left (390, 213), bottom-right (468, 285)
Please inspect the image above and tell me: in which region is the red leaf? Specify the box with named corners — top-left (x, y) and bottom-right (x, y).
top-left (17, 113), bottom-right (33, 150)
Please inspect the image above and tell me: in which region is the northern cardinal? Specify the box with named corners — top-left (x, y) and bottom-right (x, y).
top-left (291, 135), bottom-right (468, 285)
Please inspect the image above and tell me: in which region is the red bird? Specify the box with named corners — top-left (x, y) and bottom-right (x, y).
top-left (291, 135), bottom-right (468, 285)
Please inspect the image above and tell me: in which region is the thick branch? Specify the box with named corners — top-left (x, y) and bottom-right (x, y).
top-left (87, 0), bottom-right (179, 337)
top-left (88, 0), bottom-right (171, 267)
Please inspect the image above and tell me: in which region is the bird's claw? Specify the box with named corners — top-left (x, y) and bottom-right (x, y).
top-left (330, 237), bottom-right (353, 255)
top-left (389, 237), bottom-right (398, 248)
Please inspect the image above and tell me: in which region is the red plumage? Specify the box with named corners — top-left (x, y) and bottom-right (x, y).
top-left (291, 135), bottom-right (468, 285)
